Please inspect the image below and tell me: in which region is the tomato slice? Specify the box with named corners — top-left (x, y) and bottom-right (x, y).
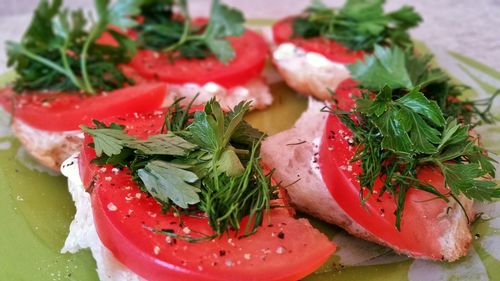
top-left (272, 17), bottom-right (365, 64)
top-left (0, 83), bottom-right (167, 132)
top-left (79, 112), bottom-right (335, 281)
top-left (318, 85), bottom-right (456, 259)
top-left (129, 28), bottom-right (268, 88)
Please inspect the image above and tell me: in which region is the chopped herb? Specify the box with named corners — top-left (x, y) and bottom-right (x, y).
top-left (6, 0), bottom-right (142, 94)
top-left (82, 98), bottom-right (275, 238)
top-left (329, 45), bottom-right (499, 229)
top-left (135, 0), bottom-right (245, 63)
top-left (292, 0), bottom-right (422, 51)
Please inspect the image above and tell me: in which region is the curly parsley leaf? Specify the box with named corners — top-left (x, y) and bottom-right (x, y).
top-left (293, 0), bottom-right (422, 51)
top-left (7, 0), bottom-right (142, 94)
top-left (135, 0), bottom-right (245, 63)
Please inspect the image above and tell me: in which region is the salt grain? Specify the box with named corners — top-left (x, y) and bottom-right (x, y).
top-left (107, 202), bottom-right (117, 211)
top-left (276, 246), bottom-right (286, 254)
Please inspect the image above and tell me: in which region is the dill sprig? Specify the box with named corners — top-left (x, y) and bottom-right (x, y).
top-left (82, 98), bottom-right (276, 238)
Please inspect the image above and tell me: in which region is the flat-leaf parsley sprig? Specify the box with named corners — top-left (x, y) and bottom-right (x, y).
top-left (328, 45), bottom-right (500, 229)
top-left (82, 98), bottom-right (276, 239)
top-left (293, 0), bottom-right (422, 51)
top-left (7, 0), bottom-right (142, 94)
top-left (135, 0), bottom-right (245, 63)
top-left (348, 46), bottom-right (499, 127)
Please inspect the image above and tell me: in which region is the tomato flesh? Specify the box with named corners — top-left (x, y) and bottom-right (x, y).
top-left (129, 27), bottom-right (268, 88)
top-left (79, 112), bottom-right (336, 281)
top-left (272, 17), bottom-right (364, 64)
top-left (0, 83), bottom-right (167, 132)
top-left (318, 85), bottom-right (455, 259)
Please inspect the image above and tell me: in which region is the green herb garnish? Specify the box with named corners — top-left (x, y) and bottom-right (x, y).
top-left (293, 0), bottom-right (422, 51)
top-left (82, 98), bottom-right (275, 238)
top-left (329, 45), bottom-right (499, 229)
top-left (348, 46), bottom-right (498, 126)
top-left (135, 0), bottom-right (245, 63)
top-left (6, 0), bottom-right (142, 94)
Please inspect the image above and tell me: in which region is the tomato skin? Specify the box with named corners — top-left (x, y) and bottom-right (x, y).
top-left (272, 17), bottom-right (365, 64)
top-left (318, 86), bottom-right (456, 259)
top-left (80, 112), bottom-right (336, 281)
top-left (129, 28), bottom-right (268, 88)
top-left (0, 83), bottom-right (167, 132)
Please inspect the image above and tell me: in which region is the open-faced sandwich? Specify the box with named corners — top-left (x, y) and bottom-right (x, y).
top-left (0, 0), bottom-right (168, 171)
top-left (61, 98), bottom-right (335, 280)
top-left (127, 0), bottom-right (273, 110)
top-left (261, 45), bottom-right (500, 261)
top-left (271, 0), bottom-right (422, 100)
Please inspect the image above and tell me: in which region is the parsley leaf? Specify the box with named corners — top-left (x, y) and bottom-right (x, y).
top-left (349, 45), bottom-right (496, 126)
top-left (138, 160), bottom-right (200, 209)
top-left (293, 0), bottom-right (422, 51)
top-left (358, 87), bottom-right (445, 154)
top-left (135, 0), bottom-right (245, 63)
top-left (349, 46), bottom-right (413, 89)
top-left (7, 0), bottom-right (142, 94)
top-left (127, 133), bottom-right (197, 156)
top-left (81, 121), bottom-right (134, 157)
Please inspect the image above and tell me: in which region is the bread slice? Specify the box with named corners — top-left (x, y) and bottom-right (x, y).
top-left (12, 119), bottom-right (83, 171)
top-left (272, 43), bottom-right (351, 100)
top-left (260, 98), bottom-right (473, 261)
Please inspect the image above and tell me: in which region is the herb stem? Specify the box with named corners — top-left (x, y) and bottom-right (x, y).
top-left (59, 47), bottom-right (83, 90)
top-left (80, 26), bottom-right (100, 94)
top-left (163, 0), bottom-right (192, 53)
top-left (15, 46), bottom-right (69, 79)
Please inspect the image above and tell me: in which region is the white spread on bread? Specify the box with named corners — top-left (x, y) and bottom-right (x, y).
top-left (166, 76), bottom-right (273, 110)
top-left (61, 154), bottom-right (143, 281)
top-left (272, 43), bottom-right (351, 100)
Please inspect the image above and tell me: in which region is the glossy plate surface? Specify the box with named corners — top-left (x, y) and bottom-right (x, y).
top-left (1, 33), bottom-right (499, 281)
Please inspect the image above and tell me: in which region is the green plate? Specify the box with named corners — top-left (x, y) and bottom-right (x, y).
top-left (1, 42), bottom-right (500, 281)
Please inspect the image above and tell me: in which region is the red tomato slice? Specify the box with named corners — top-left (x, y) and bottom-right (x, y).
top-left (272, 17), bottom-right (365, 64)
top-left (318, 85), bottom-right (454, 259)
top-left (79, 112), bottom-right (335, 281)
top-left (129, 28), bottom-right (268, 88)
top-left (0, 83), bottom-right (167, 132)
